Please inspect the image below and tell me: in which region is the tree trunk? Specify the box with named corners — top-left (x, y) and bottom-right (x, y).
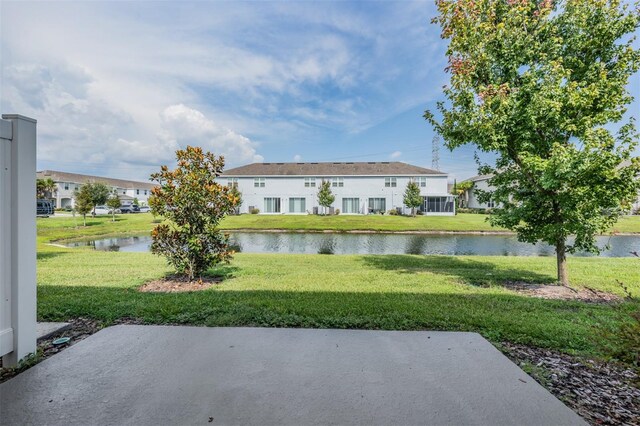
top-left (412, 207), bottom-right (416, 217)
top-left (555, 239), bottom-right (569, 286)
top-left (83, 214), bottom-right (86, 227)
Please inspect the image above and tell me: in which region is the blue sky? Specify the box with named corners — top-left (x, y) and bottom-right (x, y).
top-left (1, 1), bottom-right (638, 182)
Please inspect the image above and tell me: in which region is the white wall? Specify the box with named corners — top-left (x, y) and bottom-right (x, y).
top-left (466, 179), bottom-right (494, 209)
top-left (228, 175), bottom-right (454, 215)
top-left (1, 115), bottom-right (37, 367)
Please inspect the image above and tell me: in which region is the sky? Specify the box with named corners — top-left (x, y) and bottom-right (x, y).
top-left (1, 1), bottom-right (638, 182)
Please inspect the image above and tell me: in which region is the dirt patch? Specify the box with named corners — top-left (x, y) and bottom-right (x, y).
top-left (138, 276), bottom-right (222, 293)
top-left (502, 342), bottom-right (639, 426)
top-left (504, 281), bottom-right (621, 303)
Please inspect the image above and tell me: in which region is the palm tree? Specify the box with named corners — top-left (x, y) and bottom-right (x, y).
top-left (36, 178), bottom-right (57, 200)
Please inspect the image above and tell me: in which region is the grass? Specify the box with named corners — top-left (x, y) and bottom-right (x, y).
top-left (34, 212), bottom-right (640, 361)
top-left (37, 212), bottom-right (640, 246)
top-left (37, 243), bottom-right (640, 358)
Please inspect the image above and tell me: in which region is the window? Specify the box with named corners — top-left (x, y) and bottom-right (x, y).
top-left (227, 178), bottom-right (239, 188)
top-left (331, 177), bottom-right (344, 187)
top-left (424, 196), bottom-right (455, 213)
top-left (136, 189), bottom-right (140, 195)
top-left (384, 177), bottom-right (397, 188)
top-left (487, 198), bottom-right (495, 208)
top-left (254, 178), bottom-right (266, 188)
top-left (123, 191), bottom-right (126, 195)
top-left (144, 190), bottom-right (148, 195)
top-left (264, 197), bottom-right (281, 213)
top-left (342, 198), bottom-right (359, 214)
top-left (304, 178), bottom-right (316, 188)
top-left (368, 198), bottom-right (386, 213)
top-left (64, 183), bottom-right (69, 190)
top-left (289, 197), bottom-right (306, 213)
top-left (415, 177), bottom-right (427, 187)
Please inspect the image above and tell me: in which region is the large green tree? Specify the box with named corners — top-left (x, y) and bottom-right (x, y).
top-left (85, 182), bottom-right (111, 215)
top-left (426, 0), bottom-right (640, 285)
top-left (149, 146), bottom-right (238, 281)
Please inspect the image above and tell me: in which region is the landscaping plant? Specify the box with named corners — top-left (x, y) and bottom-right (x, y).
top-left (106, 191), bottom-right (121, 223)
top-left (317, 180), bottom-right (335, 215)
top-left (426, 0), bottom-right (640, 285)
top-left (403, 180), bottom-right (423, 217)
top-left (149, 146), bottom-right (239, 281)
top-left (73, 185), bottom-right (94, 226)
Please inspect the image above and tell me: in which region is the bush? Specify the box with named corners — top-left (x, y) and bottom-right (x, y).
top-left (250, 208), bottom-right (260, 214)
top-left (334, 209), bottom-right (340, 215)
top-left (457, 208), bottom-right (491, 214)
top-left (387, 209), bottom-right (398, 215)
top-left (149, 146), bottom-right (238, 281)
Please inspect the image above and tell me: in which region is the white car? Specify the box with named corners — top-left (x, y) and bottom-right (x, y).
top-left (93, 205), bottom-right (119, 215)
top-left (138, 206), bottom-right (151, 213)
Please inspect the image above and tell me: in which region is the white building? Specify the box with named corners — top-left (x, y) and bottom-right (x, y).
top-left (461, 174), bottom-right (495, 209)
top-left (36, 170), bottom-right (157, 208)
top-left (221, 162), bottom-right (455, 215)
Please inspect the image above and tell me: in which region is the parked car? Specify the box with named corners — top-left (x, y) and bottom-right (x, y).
top-left (120, 204), bottom-right (141, 214)
top-left (93, 205), bottom-right (119, 215)
top-left (138, 206), bottom-right (151, 213)
top-left (36, 199), bottom-right (54, 217)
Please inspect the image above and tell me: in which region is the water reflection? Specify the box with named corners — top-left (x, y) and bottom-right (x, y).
top-left (64, 232), bottom-right (640, 257)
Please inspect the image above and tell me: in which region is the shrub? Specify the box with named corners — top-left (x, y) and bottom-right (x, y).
top-left (334, 209), bottom-right (340, 215)
top-left (250, 208), bottom-right (260, 214)
top-left (149, 146), bottom-right (238, 281)
top-left (387, 209), bottom-right (398, 215)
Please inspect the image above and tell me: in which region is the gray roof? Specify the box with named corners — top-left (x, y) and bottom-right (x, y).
top-left (222, 162), bottom-right (446, 177)
top-left (37, 170), bottom-right (157, 190)
top-left (464, 174), bottom-right (493, 183)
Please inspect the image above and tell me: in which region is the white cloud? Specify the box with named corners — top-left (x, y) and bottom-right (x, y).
top-left (293, 154), bottom-right (302, 162)
top-left (157, 104), bottom-right (263, 167)
top-left (390, 151), bottom-right (402, 159)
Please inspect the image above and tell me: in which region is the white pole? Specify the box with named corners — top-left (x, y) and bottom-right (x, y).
top-left (2, 114), bottom-right (37, 367)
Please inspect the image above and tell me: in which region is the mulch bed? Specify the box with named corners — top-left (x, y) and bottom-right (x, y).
top-left (503, 281), bottom-right (622, 303)
top-left (502, 342), bottom-right (639, 426)
top-left (138, 276), bottom-right (222, 293)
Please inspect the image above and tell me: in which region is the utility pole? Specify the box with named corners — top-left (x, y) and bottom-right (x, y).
top-left (431, 135), bottom-right (440, 171)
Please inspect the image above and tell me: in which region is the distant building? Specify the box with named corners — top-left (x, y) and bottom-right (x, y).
top-left (221, 162), bottom-right (456, 215)
top-left (461, 174), bottom-right (495, 209)
top-left (36, 170), bottom-right (157, 209)
top-left (463, 164), bottom-right (640, 214)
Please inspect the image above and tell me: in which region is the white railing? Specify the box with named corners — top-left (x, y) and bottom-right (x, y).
top-left (0, 114), bottom-right (37, 367)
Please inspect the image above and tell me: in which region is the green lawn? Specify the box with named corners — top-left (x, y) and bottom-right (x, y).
top-left (37, 243), bottom-right (640, 358)
top-left (35, 212), bottom-right (640, 361)
top-left (37, 213), bottom-right (640, 246)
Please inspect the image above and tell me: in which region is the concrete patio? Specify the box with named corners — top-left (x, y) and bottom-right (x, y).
top-left (0, 326), bottom-right (584, 425)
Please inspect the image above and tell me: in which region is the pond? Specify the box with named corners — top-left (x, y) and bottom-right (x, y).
top-left (63, 232), bottom-right (640, 257)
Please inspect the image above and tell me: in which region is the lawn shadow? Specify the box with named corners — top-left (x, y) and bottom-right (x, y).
top-left (159, 265), bottom-right (240, 282)
top-left (36, 284), bottom-right (616, 354)
top-left (37, 251), bottom-right (69, 261)
top-left (359, 255), bottom-right (555, 287)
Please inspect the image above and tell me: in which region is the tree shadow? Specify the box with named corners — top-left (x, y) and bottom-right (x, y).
top-left (36, 285), bottom-right (621, 355)
top-left (160, 265), bottom-right (240, 282)
top-left (37, 251), bottom-right (69, 260)
top-left (359, 255), bottom-right (555, 287)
